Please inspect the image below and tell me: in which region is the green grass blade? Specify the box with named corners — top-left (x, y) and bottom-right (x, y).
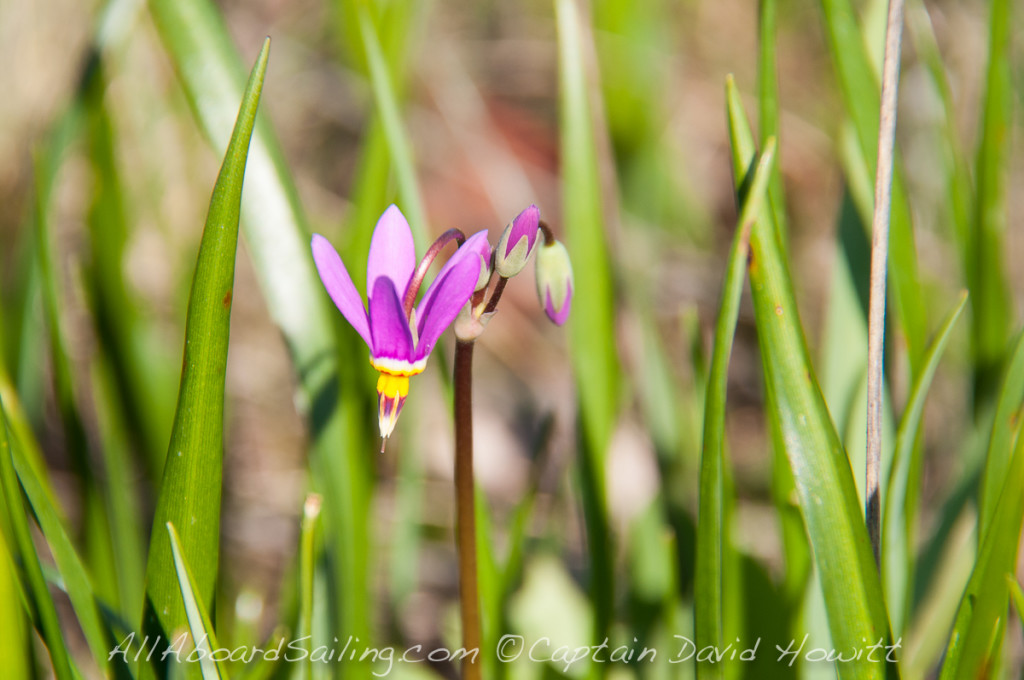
top-left (938, 427), bottom-right (1024, 680)
top-left (142, 40), bottom-right (268, 664)
top-left (2, 382), bottom-right (113, 672)
top-left (1007, 575), bottom-right (1024, 629)
top-left (883, 292), bottom-right (967, 636)
top-left (695, 138), bottom-right (775, 680)
top-left (297, 494), bottom-right (321, 680)
top-left (83, 55), bottom-right (175, 481)
top-left (968, 0), bottom-right (1014, 406)
top-left (556, 0), bottom-right (620, 644)
top-left (355, 2), bottom-right (427, 245)
top-left (727, 78), bottom-right (897, 680)
top-left (0, 521), bottom-right (30, 678)
top-left (0, 399), bottom-right (74, 680)
top-left (819, 0), bottom-right (926, 372)
top-left (166, 522), bottom-right (226, 680)
top-left (979, 329), bottom-right (1024, 540)
top-left (758, 0), bottom-right (790, 253)
top-left (91, 358), bottom-right (147, 623)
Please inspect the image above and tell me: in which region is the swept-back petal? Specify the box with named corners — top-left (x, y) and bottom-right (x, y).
top-left (415, 230), bottom-right (490, 359)
top-left (311, 234), bottom-right (371, 347)
top-left (368, 277), bottom-right (416, 366)
top-left (367, 205), bottom-right (417, 298)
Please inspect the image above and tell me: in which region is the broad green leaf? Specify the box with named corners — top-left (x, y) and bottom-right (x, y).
top-left (141, 40), bottom-right (267, 666)
top-left (727, 78), bottom-right (897, 680)
top-left (166, 522), bottom-right (225, 680)
top-left (695, 138), bottom-right (776, 680)
top-left (0, 399), bottom-right (74, 680)
top-left (556, 0), bottom-right (619, 642)
top-left (883, 292), bottom-right (967, 635)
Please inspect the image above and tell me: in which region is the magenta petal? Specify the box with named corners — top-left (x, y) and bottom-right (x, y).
top-left (544, 281), bottom-right (572, 325)
top-left (367, 205), bottom-right (417, 298)
top-left (368, 277), bottom-right (416, 363)
top-left (311, 234), bottom-right (371, 347)
top-left (415, 231), bottom-right (489, 359)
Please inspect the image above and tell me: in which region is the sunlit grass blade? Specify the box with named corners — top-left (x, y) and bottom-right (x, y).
top-left (727, 78), bottom-right (897, 680)
top-left (758, 0), bottom-right (790, 253)
top-left (883, 291), bottom-right (967, 636)
top-left (356, 2), bottom-right (427, 244)
top-left (166, 522), bottom-right (225, 680)
top-left (0, 399), bottom-right (74, 680)
top-left (297, 494), bottom-right (321, 680)
top-left (819, 0), bottom-right (926, 372)
top-left (556, 0), bottom-right (620, 644)
top-left (695, 137), bottom-right (775, 680)
top-left (967, 0), bottom-right (1013, 407)
top-left (0, 523), bottom-right (30, 678)
top-left (141, 40), bottom-right (268, 667)
top-left (977, 326), bottom-right (1024, 550)
top-left (147, 0), bottom-right (373, 662)
top-left (938, 424), bottom-right (1024, 680)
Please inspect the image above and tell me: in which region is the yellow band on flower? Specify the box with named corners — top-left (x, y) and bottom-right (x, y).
top-left (377, 371), bottom-right (411, 399)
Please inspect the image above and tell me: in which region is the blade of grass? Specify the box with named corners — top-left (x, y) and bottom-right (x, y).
top-left (0, 399), bottom-right (74, 680)
top-left (938, 421), bottom-right (1024, 680)
top-left (0, 520), bottom-right (30, 678)
top-left (166, 522), bottom-right (225, 680)
top-left (2, 377), bottom-right (113, 672)
top-left (83, 53), bottom-right (176, 482)
top-left (141, 40), bottom-right (267, 668)
top-left (727, 77), bottom-right (897, 680)
top-left (819, 0), bottom-right (926, 373)
top-left (883, 292), bottom-right (967, 635)
top-left (556, 0), bottom-right (620, 647)
top-left (1007, 575), bottom-right (1024, 629)
top-left (979, 329), bottom-right (1024, 539)
top-left (147, 0), bottom-right (374, 662)
top-left (355, 2), bottom-right (427, 245)
top-left (695, 138), bottom-right (776, 680)
top-left (758, 0), bottom-right (790, 253)
top-left (90, 357), bottom-right (147, 624)
top-left (297, 494), bottom-right (321, 680)
top-left (968, 0), bottom-right (1014, 408)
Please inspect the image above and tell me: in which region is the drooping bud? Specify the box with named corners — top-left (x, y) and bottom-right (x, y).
top-left (494, 205), bottom-right (541, 278)
top-left (534, 239), bottom-right (573, 325)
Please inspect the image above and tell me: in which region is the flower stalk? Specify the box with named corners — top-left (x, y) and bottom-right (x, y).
top-left (453, 339), bottom-right (481, 680)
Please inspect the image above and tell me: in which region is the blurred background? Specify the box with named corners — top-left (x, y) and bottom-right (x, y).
top-left (1, 0), bottom-right (1022, 677)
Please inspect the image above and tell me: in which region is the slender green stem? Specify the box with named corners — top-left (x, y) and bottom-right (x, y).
top-left (454, 340), bottom-right (481, 680)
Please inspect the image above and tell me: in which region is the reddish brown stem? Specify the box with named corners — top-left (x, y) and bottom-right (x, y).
top-left (454, 340), bottom-right (481, 679)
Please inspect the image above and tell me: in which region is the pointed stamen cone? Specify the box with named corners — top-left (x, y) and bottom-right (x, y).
top-left (376, 371), bottom-right (410, 443)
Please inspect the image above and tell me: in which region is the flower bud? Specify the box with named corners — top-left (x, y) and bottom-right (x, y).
top-left (534, 239), bottom-right (573, 325)
top-left (494, 205), bottom-right (540, 278)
